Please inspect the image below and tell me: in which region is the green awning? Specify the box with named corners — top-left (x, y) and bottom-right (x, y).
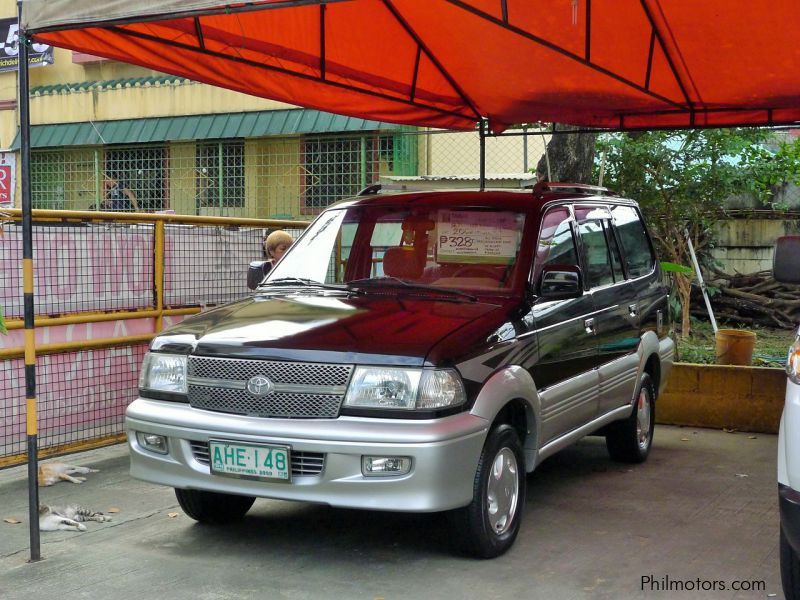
top-left (11, 108), bottom-right (408, 149)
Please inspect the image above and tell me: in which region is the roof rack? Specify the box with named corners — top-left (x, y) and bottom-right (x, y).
top-left (530, 181), bottom-right (618, 199)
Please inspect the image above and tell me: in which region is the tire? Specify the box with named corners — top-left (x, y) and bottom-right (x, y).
top-left (782, 528), bottom-right (800, 600)
top-left (605, 372), bottom-right (655, 463)
top-left (449, 424), bottom-right (526, 558)
top-left (174, 488), bottom-right (256, 524)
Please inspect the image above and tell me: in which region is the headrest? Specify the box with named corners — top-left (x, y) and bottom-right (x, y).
top-left (383, 246), bottom-right (424, 280)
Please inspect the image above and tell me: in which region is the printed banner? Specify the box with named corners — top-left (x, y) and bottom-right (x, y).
top-left (0, 152), bottom-right (15, 207)
top-left (0, 223), bottom-right (263, 318)
top-left (0, 316), bottom-right (187, 455)
top-left (0, 18), bottom-right (54, 72)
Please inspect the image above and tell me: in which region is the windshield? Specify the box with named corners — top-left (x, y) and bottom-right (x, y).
top-left (267, 204), bottom-right (527, 293)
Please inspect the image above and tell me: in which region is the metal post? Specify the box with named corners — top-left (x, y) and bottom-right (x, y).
top-left (154, 220), bottom-right (165, 332)
top-left (94, 148), bottom-right (101, 209)
top-left (17, 1), bottom-right (41, 562)
top-left (359, 136), bottom-right (367, 189)
top-left (479, 119), bottom-right (486, 191)
top-left (522, 124), bottom-right (528, 172)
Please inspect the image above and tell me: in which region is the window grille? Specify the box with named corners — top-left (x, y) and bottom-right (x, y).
top-left (31, 150), bottom-right (66, 210)
top-left (301, 135), bottom-right (387, 210)
top-left (196, 140), bottom-right (245, 210)
top-left (105, 145), bottom-right (167, 211)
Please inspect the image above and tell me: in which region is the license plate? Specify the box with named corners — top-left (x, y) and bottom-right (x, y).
top-left (209, 440), bottom-right (291, 483)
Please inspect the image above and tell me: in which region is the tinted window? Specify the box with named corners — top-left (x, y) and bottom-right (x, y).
top-left (533, 207), bottom-right (579, 283)
top-left (577, 219), bottom-right (614, 288)
top-left (612, 205), bottom-right (655, 278)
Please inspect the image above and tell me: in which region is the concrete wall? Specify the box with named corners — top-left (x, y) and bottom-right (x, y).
top-left (658, 363), bottom-right (786, 434)
top-left (711, 219), bottom-right (800, 275)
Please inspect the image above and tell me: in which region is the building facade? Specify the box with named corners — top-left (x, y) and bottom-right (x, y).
top-left (0, 1), bottom-right (540, 219)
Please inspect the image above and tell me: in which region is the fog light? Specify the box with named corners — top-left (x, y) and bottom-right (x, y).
top-left (361, 456), bottom-right (411, 477)
top-left (136, 432), bottom-right (168, 454)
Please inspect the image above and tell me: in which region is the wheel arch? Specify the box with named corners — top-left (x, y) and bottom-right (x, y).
top-left (469, 365), bottom-right (540, 473)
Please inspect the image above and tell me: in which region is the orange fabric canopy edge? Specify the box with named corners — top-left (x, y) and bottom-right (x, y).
top-left (27, 0), bottom-right (800, 132)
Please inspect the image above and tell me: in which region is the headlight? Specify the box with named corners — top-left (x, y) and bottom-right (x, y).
top-left (343, 367), bottom-right (466, 410)
top-left (139, 352), bottom-right (188, 395)
top-left (788, 332), bottom-right (800, 385)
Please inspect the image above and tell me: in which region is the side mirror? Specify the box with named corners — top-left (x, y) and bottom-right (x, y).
top-left (774, 236), bottom-right (800, 284)
top-left (247, 260), bottom-right (271, 290)
top-left (538, 264), bottom-right (583, 300)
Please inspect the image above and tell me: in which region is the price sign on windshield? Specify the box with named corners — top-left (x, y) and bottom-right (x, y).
top-left (437, 211), bottom-right (521, 264)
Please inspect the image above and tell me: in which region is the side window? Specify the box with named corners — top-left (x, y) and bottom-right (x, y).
top-left (612, 205), bottom-right (655, 278)
top-left (533, 207), bottom-right (579, 284)
top-left (577, 219), bottom-right (614, 288)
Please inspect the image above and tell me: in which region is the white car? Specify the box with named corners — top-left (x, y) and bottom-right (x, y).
top-left (776, 235), bottom-right (800, 598)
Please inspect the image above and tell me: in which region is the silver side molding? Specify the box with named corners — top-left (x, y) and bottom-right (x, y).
top-left (537, 405), bottom-right (632, 464)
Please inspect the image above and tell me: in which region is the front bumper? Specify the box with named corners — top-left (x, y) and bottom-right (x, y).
top-left (126, 398), bottom-right (489, 512)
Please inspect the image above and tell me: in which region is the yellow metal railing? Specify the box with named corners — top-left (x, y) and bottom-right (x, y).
top-left (0, 209), bottom-right (309, 467)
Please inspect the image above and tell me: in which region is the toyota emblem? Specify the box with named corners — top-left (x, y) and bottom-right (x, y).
top-left (246, 375), bottom-right (274, 396)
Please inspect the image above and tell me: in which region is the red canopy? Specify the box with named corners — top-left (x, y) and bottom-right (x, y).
top-left (23, 0), bottom-right (800, 132)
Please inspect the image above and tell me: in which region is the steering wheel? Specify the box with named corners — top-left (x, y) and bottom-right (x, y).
top-left (450, 265), bottom-right (501, 279)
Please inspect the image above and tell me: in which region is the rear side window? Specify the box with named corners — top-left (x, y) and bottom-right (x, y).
top-left (612, 205), bottom-right (655, 278)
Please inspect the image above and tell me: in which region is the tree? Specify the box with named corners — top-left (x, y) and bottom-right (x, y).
top-left (596, 128), bottom-right (796, 337)
top-left (536, 124), bottom-right (596, 183)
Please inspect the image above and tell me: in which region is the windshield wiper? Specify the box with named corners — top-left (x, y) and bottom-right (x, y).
top-left (260, 277), bottom-right (352, 292)
top-left (264, 277), bottom-right (323, 286)
top-left (347, 277), bottom-right (477, 301)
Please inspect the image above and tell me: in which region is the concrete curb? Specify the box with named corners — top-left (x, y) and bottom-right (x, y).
top-left (657, 363), bottom-right (786, 434)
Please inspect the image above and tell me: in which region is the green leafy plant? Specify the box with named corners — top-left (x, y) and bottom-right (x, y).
top-left (0, 305), bottom-right (6, 335)
top-left (596, 128), bottom-right (800, 337)
top-left (660, 262), bottom-right (694, 275)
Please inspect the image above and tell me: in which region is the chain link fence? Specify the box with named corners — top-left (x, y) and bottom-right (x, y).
top-left (0, 212), bottom-right (306, 465)
top-left (30, 128), bottom-right (544, 219)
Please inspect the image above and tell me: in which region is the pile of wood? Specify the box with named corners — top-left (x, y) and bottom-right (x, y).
top-left (694, 268), bottom-right (800, 328)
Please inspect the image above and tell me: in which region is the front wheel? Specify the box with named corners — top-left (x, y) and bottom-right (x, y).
top-left (449, 424), bottom-right (526, 558)
top-left (605, 372), bottom-right (656, 463)
top-left (175, 489), bottom-right (255, 524)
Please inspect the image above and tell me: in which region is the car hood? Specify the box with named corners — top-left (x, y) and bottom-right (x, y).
top-left (152, 291), bottom-right (516, 366)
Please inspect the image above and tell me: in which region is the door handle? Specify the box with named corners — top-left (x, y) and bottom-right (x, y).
top-left (584, 318), bottom-right (596, 335)
top-left (628, 303), bottom-right (639, 317)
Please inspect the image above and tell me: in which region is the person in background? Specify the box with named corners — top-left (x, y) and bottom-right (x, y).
top-left (248, 229), bottom-right (294, 289)
top-left (263, 229), bottom-right (293, 270)
top-left (102, 172), bottom-right (139, 212)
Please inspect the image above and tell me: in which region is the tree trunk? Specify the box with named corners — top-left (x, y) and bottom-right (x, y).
top-left (675, 272), bottom-right (692, 338)
top-left (536, 124), bottom-right (597, 183)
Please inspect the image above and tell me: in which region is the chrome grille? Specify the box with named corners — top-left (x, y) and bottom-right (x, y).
top-left (188, 356), bottom-right (352, 386)
top-left (189, 441), bottom-right (325, 477)
top-left (191, 387), bottom-right (342, 418)
top-left (187, 357), bottom-right (353, 418)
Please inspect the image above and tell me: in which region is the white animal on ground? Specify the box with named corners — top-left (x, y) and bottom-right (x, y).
top-left (38, 504), bottom-right (112, 532)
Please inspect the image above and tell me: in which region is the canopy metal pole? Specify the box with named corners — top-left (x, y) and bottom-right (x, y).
top-left (479, 119), bottom-right (486, 191)
top-left (17, 1), bottom-right (41, 562)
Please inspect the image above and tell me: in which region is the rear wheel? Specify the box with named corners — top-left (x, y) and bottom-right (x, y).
top-left (782, 528), bottom-right (800, 600)
top-left (449, 424), bottom-right (525, 558)
top-left (174, 489), bottom-right (255, 524)
top-left (605, 372), bottom-right (655, 463)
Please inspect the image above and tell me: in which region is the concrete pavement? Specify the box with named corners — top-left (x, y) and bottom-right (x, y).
top-left (0, 425), bottom-right (783, 600)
